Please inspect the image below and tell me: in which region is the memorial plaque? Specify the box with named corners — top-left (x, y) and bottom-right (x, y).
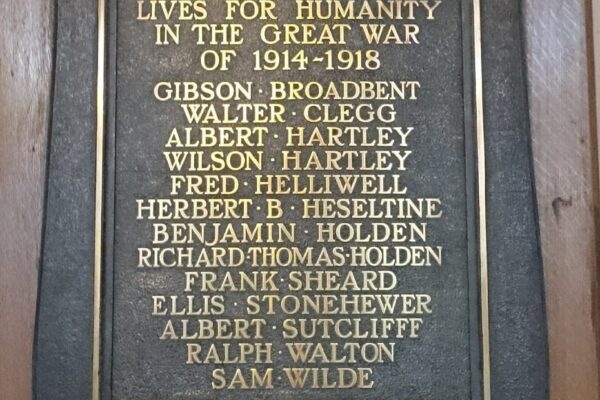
top-left (35, 0), bottom-right (548, 399)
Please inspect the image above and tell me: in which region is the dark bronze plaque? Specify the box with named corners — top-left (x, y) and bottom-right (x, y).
top-left (35, 1), bottom-right (548, 399)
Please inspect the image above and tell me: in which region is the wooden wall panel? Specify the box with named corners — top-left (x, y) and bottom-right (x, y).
top-left (0, 2), bottom-right (53, 400)
top-left (0, 1), bottom-right (599, 399)
top-left (524, 1), bottom-right (600, 399)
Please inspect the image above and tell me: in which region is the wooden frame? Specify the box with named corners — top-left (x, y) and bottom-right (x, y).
top-left (524, 0), bottom-right (600, 398)
top-left (0, 2), bottom-right (53, 400)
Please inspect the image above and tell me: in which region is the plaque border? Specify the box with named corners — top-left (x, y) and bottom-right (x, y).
top-left (92, 0), bottom-right (106, 399)
top-left (90, 1), bottom-right (492, 399)
top-left (472, 0), bottom-right (491, 399)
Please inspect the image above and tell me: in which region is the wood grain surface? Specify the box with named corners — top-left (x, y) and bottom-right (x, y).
top-left (0, 1), bottom-right (598, 399)
top-left (524, 0), bottom-right (600, 398)
top-left (0, 1), bottom-right (54, 399)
